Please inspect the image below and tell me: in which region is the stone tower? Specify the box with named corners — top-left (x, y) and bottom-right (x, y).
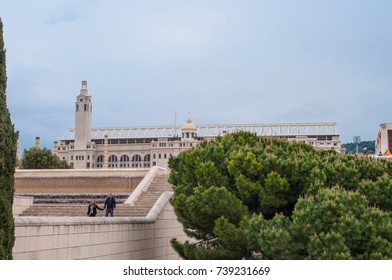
top-left (72, 81), bottom-right (95, 169)
top-left (75, 81), bottom-right (92, 150)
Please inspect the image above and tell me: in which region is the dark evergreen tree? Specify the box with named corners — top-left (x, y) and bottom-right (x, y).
top-left (169, 131), bottom-right (392, 259)
top-left (0, 18), bottom-right (18, 260)
top-left (247, 187), bottom-right (392, 259)
top-left (21, 147), bottom-right (71, 169)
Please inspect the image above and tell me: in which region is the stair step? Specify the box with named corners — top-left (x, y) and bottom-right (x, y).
top-left (19, 173), bottom-right (172, 217)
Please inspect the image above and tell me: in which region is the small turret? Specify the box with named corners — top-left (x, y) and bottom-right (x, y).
top-left (181, 116), bottom-right (197, 141)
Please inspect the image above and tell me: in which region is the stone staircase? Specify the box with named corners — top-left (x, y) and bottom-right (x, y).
top-left (16, 193), bottom-right (130, 204)
top-left (129, 171), bottom-right (173, 216)
top-left (18, 172), bottom-right (173, 217)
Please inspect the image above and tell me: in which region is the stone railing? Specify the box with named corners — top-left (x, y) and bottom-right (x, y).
top-left (124, 166), bottom-right (168, 206)
top-left (13, 190), bottom-right (186, 260)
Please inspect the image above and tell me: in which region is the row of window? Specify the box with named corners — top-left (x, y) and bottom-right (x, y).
top-left (151, 142), bottom-right (194, 148)
top-left (93, 139), bottom-right (154, 144)
top-left (71, 155), bottom-right (95, 161)
top-left (179, 143), bottom-right (193, 147)
top-left (318, 142), bottom-right (338, 146)
top-left (96, 154), bottom-right (151, 163)
top-left (96, 163), bottom-right (151, 169)
top-left (61, 138), bottom-right (197, 151)
top-left (287, 135), bottom-right (335, 141)
top-left (152, 153), bottom-right (172, 159)
top-left (68, 153), bottom-right (175, 165)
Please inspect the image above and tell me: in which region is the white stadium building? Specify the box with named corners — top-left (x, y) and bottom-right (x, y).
top-left (56, 81), bottom-right (343, 169)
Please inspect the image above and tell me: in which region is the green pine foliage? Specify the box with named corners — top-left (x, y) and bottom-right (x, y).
top-left (21, 147), bottom-right (71, 169)
top-left (0, 19), bottom-right (18, 260)
top-left (342, 140), bottom-right (375, 154)
top-left (169, 131), bottom-right (392, 259)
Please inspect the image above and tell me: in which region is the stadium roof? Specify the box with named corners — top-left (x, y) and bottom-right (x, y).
top-left (60, 122), bottom-right (339, 140)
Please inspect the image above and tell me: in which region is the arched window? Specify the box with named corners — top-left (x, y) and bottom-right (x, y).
top-left (120, 154), bottom-right (130, 168)
top-left (132, 154), bottom-right (142, 162)
top-left (132, 154), bottom-right (142, 168)
top-left (96, 155), bottom-right (104, 168)
top-left (109, 155), bottom-right (118, 162)
top-left (120, 155), bottom-right (130, 162)
top-left (143, 154), bottom-right (151, 168)
top-left (97, 155), bottom-right (104, 162)
top-left (108, 155), bottom-right (118, 168)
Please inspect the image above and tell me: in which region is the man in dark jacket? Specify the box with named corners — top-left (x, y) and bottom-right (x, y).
top-left (104, 193), bottom-right (116, 217)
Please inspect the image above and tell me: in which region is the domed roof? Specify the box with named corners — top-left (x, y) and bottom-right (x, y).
top-left (181, 118), bottom-right (197, 131)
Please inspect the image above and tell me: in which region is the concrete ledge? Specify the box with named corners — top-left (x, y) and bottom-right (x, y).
top-left (15, 168), bottom-right (149, 178)
top-left (15, 169), bottom-right (146, 194)
top-left (146, 191), bottom-right (174, 220)
top-left (124, 166), bottom-right (168, 205)
top-left (14, 191), bottom-right (174, 227)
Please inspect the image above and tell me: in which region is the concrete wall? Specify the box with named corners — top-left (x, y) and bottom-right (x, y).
top-left (376, 123), bottom-right (392, 155)
top-left (13, 196), bottom-right (34, 216)
top-left (13, 192), bottom-right (187, 260)
top-left (14, 169), bottom-right (148, 194)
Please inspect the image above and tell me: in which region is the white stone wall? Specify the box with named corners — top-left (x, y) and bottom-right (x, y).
top-left (15, 168), bottom-right (148, 178)
top-left (13, 194), bottom-right (187, 260)
top-left (376, 123), bottom-right (392, 155)
top-left (13, 196), bottom-right (34, 216)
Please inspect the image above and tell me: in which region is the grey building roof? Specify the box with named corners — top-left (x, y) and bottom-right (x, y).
top-left (60, 122), bottom-right (339, 141)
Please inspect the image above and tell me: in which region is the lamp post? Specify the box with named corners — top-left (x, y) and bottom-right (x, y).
top-left (353, 136), bottom-right (361, 154)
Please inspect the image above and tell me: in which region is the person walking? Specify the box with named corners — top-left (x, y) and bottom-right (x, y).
top-left (87, 199), bottom-right (104, 217)
top-left (104, 193), bottom-right (116, 217)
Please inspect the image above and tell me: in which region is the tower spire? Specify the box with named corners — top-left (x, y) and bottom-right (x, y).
top-left (80, 80), bottom-right (88, 96)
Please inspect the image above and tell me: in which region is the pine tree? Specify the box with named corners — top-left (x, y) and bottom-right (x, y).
top-left (0, 18), bottom-right (18, 260)
top-left (169, 131), bottom-right (392, 259)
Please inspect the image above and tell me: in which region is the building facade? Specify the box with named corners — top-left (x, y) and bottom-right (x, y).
top-left (57, 81), bottom-right (342, 169)
top-left (375, 123), bottom-right (392, 155)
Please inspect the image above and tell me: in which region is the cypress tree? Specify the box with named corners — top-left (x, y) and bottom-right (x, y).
top-left (0, 18), bottom-right (18, 260)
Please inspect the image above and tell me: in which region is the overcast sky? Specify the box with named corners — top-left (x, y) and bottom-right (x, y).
top-left (2, 0), bottom-right (392, 155)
